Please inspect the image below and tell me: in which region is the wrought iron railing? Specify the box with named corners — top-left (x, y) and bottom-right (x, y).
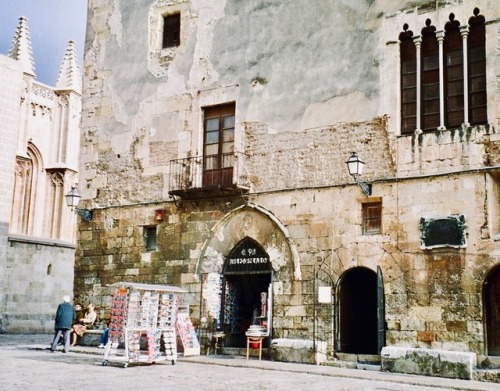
top-left (169, 152), bottom-right (250, 194)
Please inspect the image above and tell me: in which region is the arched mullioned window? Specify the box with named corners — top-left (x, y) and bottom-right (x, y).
top-left (399, 25), bottom-right (416, 135)
top-left (421, 20), bottom-right (439, 131)
top-left (468, 9), bottom-right (487, 125)
top-left (399, 9), bottom-right (487, 133)
top-left (11, 144), bottom-right (42, 235)
top-left (46, 170), bottom-right (65, 239)
top-left (444, 15), bottom-right (464, 128)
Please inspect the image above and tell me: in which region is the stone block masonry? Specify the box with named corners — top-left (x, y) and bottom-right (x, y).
top-left (381, 346), bottom-right (476, 380)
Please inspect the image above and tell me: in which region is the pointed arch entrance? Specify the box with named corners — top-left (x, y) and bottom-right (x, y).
top-left (197, 203), bottom-right (302, 350)
top-left (484, 264), bottom-right (500, 355)
top-left (335, 266), bottom-right (381, 355)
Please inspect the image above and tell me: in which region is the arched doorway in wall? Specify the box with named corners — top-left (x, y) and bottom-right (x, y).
top-left (221, 237), bottom-right (272, 348)
top-left (484, 264), bottom-right (500, 356)
top-left (336, 266), bottom-right (382, 355)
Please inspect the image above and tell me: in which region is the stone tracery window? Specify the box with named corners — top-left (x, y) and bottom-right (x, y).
top-left (421, 20), bottom-right (440, 131)
top-left (46, 170), bottom-right (65, 239)
top-left (444, 15), bottom-right (464, 128)
top-left (399, 26), bottom-right (417, 135)
top-left (399, 9), bottom-right (487, 134)
top-left (11, 146), bottom-right (40, 235)
top-left (468, 10), bottom-right (487, 125)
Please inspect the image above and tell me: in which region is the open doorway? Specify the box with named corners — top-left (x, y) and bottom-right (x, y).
top-left (220, 237), bottom-right (272, 348)
top-left (484, 264), bottom-right (500, 355)
top-left (337, 267), bottom-right (378, 354)
top-left (222, 273), bottom-right (271, 347)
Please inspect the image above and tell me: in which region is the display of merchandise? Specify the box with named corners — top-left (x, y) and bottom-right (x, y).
top-left (126, 291), bottom-right (140, 328)
top-left (109, 288), bottom-right (128, 341)
top-left (223, 279), bottom-right (239, 333)
top-left (158, 293), bottom-right (179, 328)
top-left (202, 273), bottom-right (223, 323)
top-left (162, 328), bottom-right (176, 360)
top-left (176, 306), bottom-right (200, 356)
top-left (103, 283), bottom-right (195, 368)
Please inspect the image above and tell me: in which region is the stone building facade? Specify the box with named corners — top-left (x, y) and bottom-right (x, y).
top-left (0, 17), bottom-right (82, 332)
top-left (77, 0), bottom-right (499, 368)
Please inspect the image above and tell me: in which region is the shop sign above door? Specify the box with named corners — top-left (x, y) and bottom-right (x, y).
top-left (224, 237), bottom-right (271, 274)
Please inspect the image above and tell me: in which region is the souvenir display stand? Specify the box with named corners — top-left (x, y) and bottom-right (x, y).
top-left (102, 282), bottom-right (191, 368)
top-left (176, 306), bottom-right (201, 356)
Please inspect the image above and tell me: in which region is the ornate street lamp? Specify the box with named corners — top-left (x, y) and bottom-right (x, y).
top-left (65, 186), bottom-right (92, 221)
top-left (345, 152), bottom-right (372, 196)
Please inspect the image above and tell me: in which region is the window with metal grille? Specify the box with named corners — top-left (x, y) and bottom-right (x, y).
top-left (144, 226), bottom-right (157, 252)
top-left (162, 13), bottom-right (180, 49)
top-left (362, 202), bottom-right (382, 235)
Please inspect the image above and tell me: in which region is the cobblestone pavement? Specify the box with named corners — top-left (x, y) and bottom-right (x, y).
top-left (0, 334), bottom-right (498, 391)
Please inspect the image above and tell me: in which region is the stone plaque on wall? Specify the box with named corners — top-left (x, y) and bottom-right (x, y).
top-left (419, 214), bottom-right (467, 249)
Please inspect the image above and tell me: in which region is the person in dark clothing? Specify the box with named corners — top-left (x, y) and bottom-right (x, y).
top-left (50, 295), bottom-right (76, 353)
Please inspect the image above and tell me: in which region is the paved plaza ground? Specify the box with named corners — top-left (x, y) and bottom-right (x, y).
top-left (0, 334), bottom-right (498, 391)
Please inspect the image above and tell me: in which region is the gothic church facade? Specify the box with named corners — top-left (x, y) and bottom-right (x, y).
top-left (0, 17), bottom-right (82, 332)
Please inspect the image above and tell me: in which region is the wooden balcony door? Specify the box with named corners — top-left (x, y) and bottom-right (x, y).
top-left (203, 103), bottom-right (235, 188)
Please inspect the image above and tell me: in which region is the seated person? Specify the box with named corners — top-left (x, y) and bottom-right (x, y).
top-left (71, 303), bottom-right (97, 346)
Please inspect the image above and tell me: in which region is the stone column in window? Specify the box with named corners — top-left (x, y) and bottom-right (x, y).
top-left (460, 25), bottom-right (470, 127)
top-left (436, 30), bottom-right (446, 130)
top-left (413, 35), bottom-right (422, 134)
top-left (57, 94), bottom-right (69, 163)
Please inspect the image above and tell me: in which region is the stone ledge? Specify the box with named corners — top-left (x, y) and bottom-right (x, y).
top-left (473, 369), bottom-right (500, 383)
top-left (381, 346), bottom-right (476, 380)
top-left (78, 329), bottom-right (103, 347)
top-left (269, 339), bottom-right (326, 364)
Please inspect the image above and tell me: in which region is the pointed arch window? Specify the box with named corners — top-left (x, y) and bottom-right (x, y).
top-left (46, 170), bottom-right (65, 239)
top-left (399, 9), bottom-right (487, 134)
top-left (421, 21), bottom-right (440, 131)
top-left (444, 17), bottom-right (464, 128)
top-left (399, 26), bottom-right (417, 135)
top-left (11, 145), bottom-right (41, 235)
top-left (468, 11), bottom-right (487, 125)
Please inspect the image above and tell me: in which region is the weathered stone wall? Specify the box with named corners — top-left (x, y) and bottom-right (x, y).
top-left (75, 161), bottom-right (498, 353)
top-left (243, 117), bottom-right (395, 192)
top-left (3, 239), bottom-right (75, 333)
top-left (77, 0), bottom-right (500, 362)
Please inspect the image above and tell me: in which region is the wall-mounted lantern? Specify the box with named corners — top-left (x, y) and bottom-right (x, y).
top-left (345, 152), bottom-right (372, 196)
top-left (65, 186), bottom-right (92, 221)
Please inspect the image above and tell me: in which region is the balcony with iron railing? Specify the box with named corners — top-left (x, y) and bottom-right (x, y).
top-left (168, 152), bottom-right (250, 199)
